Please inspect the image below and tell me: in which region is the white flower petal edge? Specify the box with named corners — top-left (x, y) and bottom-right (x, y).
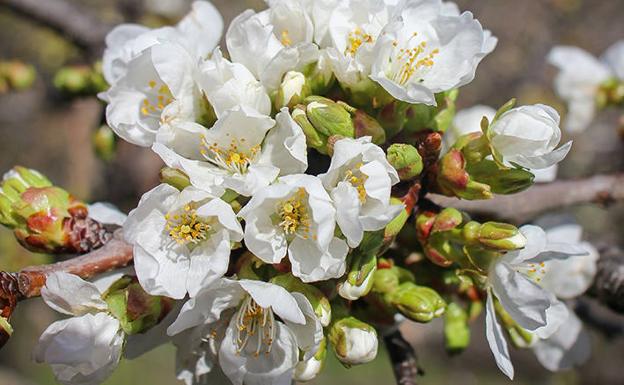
top-left (41, 272), bottom-right (108, 316)
top-left (88, 202), bottom-right (128, 226)
top-left (239, 174), bottom-right (349, 282)
top-left (547, 46), bottom-right (611, 133)
top-left (167, 279), bottom-right (321, 385)
top-left (124, 184), bottom-right (242, 298)
top-left (485, 290), bottom-right (514, 380)
top-left (601, 40), bottom-right (624, 81)
top-left (319, 136), bottom-right (402, 248)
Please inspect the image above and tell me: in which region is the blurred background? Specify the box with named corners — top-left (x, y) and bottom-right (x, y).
top-left (0, 0), bottom-right (623, 384)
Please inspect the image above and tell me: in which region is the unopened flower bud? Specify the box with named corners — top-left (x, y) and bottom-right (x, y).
top-left (292, 105), bottom-right (328, 152)
top-left (93, 125), bottom-right (116, 162)
top-left (431, 207), bottom-right (464, 233)
top-left (305, 96), bottom-right (354, 139)
top-left (104, 276), bottom-right (173, 335)
top-left (1, 167), bottom-right (109, 254)
top-left (294, 338), bottom-right (327, 382)
top-left (387, 282), bottom-right (446, 323)
top-left (387, 144), bottom-right (423, 181)
top-left (352, 109), bottom-right (386, 145)
top-left (384, 198), bottom-right (409, 242)
top-left (466, 159), bottom-right (534, 194)
top-left (2, 61), bottom-right (36, 91)
top-left (436, 149), bottom-right (492, 200)
top-left (328, 316), bottom-right (378, 366)
top-left (477, 222), bottom-right (526, 250)
top-left (53, 66), bottom-right (92, 94)
top-left (159, 167), bottom-right (191, 191)
top-left (275, 71), bottom-right (311, 110)
top-left (338, 252), bottom-right (377, 301)
top-left (272, 273), bottom-right (331, 326)
top-left (444, 302), bottom-right (470, 353)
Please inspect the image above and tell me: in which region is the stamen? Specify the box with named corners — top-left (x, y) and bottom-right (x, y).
top-left (200, 136), bottom-right (260, 175)
top-left (141, 80), bottom-right (173, 118)
top-left (345, 27), bottom-right (374, 57)
top-left (235, 297), bottom-right (276, 357)
top-left (281, 30), bottom-right (292, 46)
top-left (165, 204), bottom-right (212, 245)
top-left (516, 262), bottom-right (548, 283)
top-left (391, 33), bottom-right (440, 85)
top-left (277, 188), bottom-right (311, 236)
top-left (344, 162), bottom-right (368, 203)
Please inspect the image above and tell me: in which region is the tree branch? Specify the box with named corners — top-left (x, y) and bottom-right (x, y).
top-left (1, 0), bottom-right (112, 56)
top-left (428, 173), bottom-right (624, 224)
top-left (588, 245), bottom-right (624, 314)
top-left (0, 229), bottom-right (132, 321)
top-left (384, 328), bottom-right (422, 385)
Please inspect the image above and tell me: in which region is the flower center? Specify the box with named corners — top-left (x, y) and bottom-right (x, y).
top-left (344, 163), bottom-right (368, 203)
top-left (278, 188), bottom-right (311, 236)
top-left (391, 33), bottom-right (440, 85)
top-left (165, 204), bottom-right (212, 245)
top-left (200, 137), bottom-right (260, 175)
top-left (345, 27), bottom-right (374, 57)
top-left (280, 30), bottom-right (292, 46)
top-left (516, 261), bottom-right (547, 284)
top-left (235, 297), bottom-right (275, 357)
top-left (141, 80), bottom-right (173, 118)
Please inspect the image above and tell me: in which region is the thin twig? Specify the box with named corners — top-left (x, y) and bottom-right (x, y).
top-left (384, 328), bottom-right (422, 385)
top-left (429, 173), bottom-right (624, 224)
top-left (1, 0), bottom-right (112, 56)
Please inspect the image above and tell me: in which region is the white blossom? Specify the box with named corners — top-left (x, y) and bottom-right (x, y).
top-left (319, 136), bottom-right (402, 248)
top-left (484, 225), bottom-right (587, 379)
top-left (370, 0), bottom-right (497, 105)
top-left (153, 106), bottom-right (307, 196)
top-left (450, 105), bottom-right (559, 182)
top-left (167, 279), bottom-right (323, 385)
top-left (488, 104), bottom-right (572, 170)
top-left (238, 174), bottom-right (349, 282)
top-left (226, 1), bottom-right (319, 91)
top-left (34, 272), bottom-right (125, 385)
top-left (548, 46), bottom-right (611, 133)
top-left (123, 184), bottom-right (243, 298)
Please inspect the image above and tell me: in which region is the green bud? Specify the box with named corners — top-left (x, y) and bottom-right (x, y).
top-left (337, 252), bottom-right (377, 301)
top-left (275, 71), bottom-right (311, 110)
top-left (89, 61), bottom-right (108, 93)
top-left (3, 61), bottom-right (36, 91)
top-left (305, 96), bottom-right (355, 138)
top-left (53, 66), bottom-right (92, 94)
top-left (436, 149), bottom-right (492, 200)
top-left (352, 109), bottom-right (386, 145)
top-left (0, 316), bottom-right (13, 347)
top-left (328, 315), bottom-right (378, 366)
top-left (103, 276), bottom-right (173, 335)
top-left (387, 144), bottom-right (423, 180)
top-left (463, 246), bottom-right (503, 272)
top-left (444, 302), bottom-right (470, 353)
top-left (93, 125), bottom-right (116, 162)
top-left (271, 273), bottom-right (331, 326)
top-left (159, 167), bottom-right (191, 191)
top-left (387, 282), bottom-right (446, 322)
top-left (292, 105), bottom-right (327, 152)
top-left (372, 267), bottom-right (401, 294)
top-left (294, 337), bottom-right (327, 382)
top-left (384, 198), bottom-right (408, 241)
top-left (466, 159), bottom-right (534, 195)
top-left (477, 222), bottom-right (527, 251)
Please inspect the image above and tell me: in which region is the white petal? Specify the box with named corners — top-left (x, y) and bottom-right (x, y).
top-left (176, 0), bottom-right (224, 59)
top-left (258, 108), bottom-right (308, 176)
top-left (87, 202), bottom-right (127, 226)
top-left (490, 262), bottom-right (551, 332)
top-left (503, 225), bottom-right (547, 265)
top-left (123, 183), bottom-right (180, 244)
top-left (485, 291), bottom-right (515, 379)
top-left (331, 182), bottom-right (364, 248)
top-left (239, 280), bottom-right (305, 325)
top-left (167, 279), bottom-right (245, 336)
top-left (288, 237), bottom-right (348, 283)
top-left (133, 241), bottom-right (190, 300)
top-left (34, 313), bottom-right (123, 385)
top-left (186, 232), bottom-right (231, 297)
top-left (283, 293), bottom-right (323, 359)
top-left (41, 272), bottom-right (108, 316)
top-left (533, 310), bottom-right (591, 371)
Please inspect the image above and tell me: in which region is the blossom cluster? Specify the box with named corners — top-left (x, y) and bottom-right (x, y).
top-left (0, 1), bottom-right (605, 385)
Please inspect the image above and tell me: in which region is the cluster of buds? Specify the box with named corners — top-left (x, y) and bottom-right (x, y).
top-left (0, 60), bottom-right (36, 93)
top-left (597, 78), bottom-right (624, 109)
top-left (416, 207), bottom-right (526, 269)
top-left (53, 62), bottom-right (107, 96)
top-left (0, 167), bottom-right (110, 254)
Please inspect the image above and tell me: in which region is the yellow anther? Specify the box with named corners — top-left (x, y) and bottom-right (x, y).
top-left (165, 203), bottom-right (212, 245)
top-left (345, 28), bottom-right (374, 57)
top-left (278, 188), bottom-right (310, 235)
top-left (281, 30), bottom-right (292, 46)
